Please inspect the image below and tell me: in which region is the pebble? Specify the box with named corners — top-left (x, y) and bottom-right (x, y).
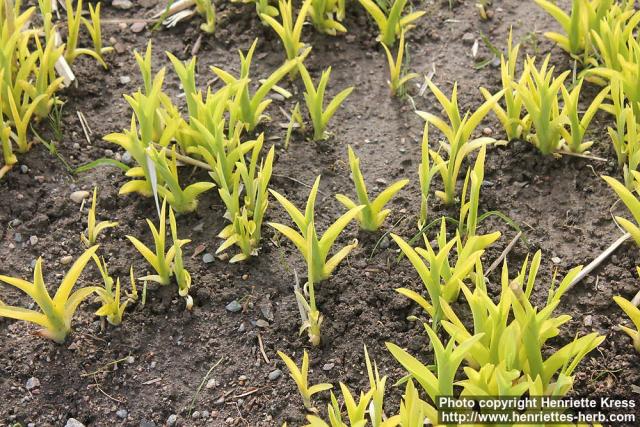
top-left (256, 319), bottom-right (269, 328)
top-left (113, 0), bottom-right (133, 9)
top-left (104, 149), bottom-right (114, 157)
top-left (482, 127), bottom-right (493, 136)
top-left (192, 411), bottom-right (201, 419)
top-left (73, 143), bottom-right (80, 150)
top-left (131, 22), bottom-right (147, 33)
top-left (60, 255), bottom-right (73, 265)
top-left (322, 363), bottom-right (335, 371)
top-left (203, 253), bottom-right (215, 264)
top-left (125, 356), bottom-right (135, 364)
top-left (166, 415), bottom-right (178, 427)
top-left (379, 236), bottom-right (390, 249)
top-left (29, 235), bottom-right (38, 246)
top-left (193, 223), bottom-right (204, 232)
top-left (551, 256), bottom-right (561, 265)
top-left (584, 314), bottom-right (593, 327)
top-left (119, 76), bottom-right (131, 85)
top-left (462, 32), bottom-right (475, 45)
top-left (116, 409), bottom-right (128, 419)
top-left (65, 419), bottom-right (85, 427)
top-left (122, 152), bottom-right (133, 165)
top-left (70, 190), bottom-right (90, 203)
top-left (202, 410), bottom-right (210, 418)
top-left (139, 420), bottom-right (156, 427)
top-left (206, 378), bottom-right (218, 389)
top-left (25, 377), bottom-right (40, 390)
top-left (225, 300), bottom-right (242, 313)
top-left (14, 233), bottom-right (22, 243)
top-left (268, 369), bottom-right (282, 380)
top-left (20, 165), bottom-right (29, 174)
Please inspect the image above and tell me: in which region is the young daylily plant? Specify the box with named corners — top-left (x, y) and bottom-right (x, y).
top-left (417, 80), bottom-right (503, 204)
top-left (81, 187), bottom-right (118, 247)
top-left (278, 350), bottom-right (333, 411)
top-left (298, 63), bottom-right (354, 140)
top-left (358, 0), bottom-right (425, 47)
top-left (0, 246), bottom-right (100, 343)
top-left (381, 31), bottom-right (419, 97)
top-left (127, 199), bottom-right (190, 286)
top-left (614, 289), bottom-right (640, 353)
top-left (336, 145), bottom-right (408, 231)
top-left (269, 176), bottom-right (363, 282)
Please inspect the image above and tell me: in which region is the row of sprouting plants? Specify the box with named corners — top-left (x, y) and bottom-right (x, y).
top-left (3, 0), bottom-right (640, 425)
top-left (0, 0), bottom-right (112, 179)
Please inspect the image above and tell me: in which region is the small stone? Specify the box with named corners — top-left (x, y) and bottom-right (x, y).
top-left (238, 375), bottom-right (247, 384)
top-left (73, 142), bottom-right (80, 150)
top-left (242, 274), bottom-right (249, 280)
top-left (113, 0), bottom-right (133, 9)
top-left (25, 377), bottom-right (40, 390)
top-left (375, 178), bottom-right (387, 185)
top-left (462, 32), bottom-right (475, 45)
top-left (119, 76), bottom-right (131, 85)
top-left (70, 190), bottom-right (90, 203)
top-left (125, 356), bottom-right (135, 364)
top-left (322, 363), bottom-right (335, 371)
top-left (482, 127), bottom-right (493, 136)
top-left (192, 411), bottom-right (201, 419)
top-left (30, 259), bottom-right (37, 269)
top-left (203, 253), bottom-right (215, 264)
top-left (193, 223), bottom-right (204, 232)
top-left (201, 411), bottom-right (210, 418)
top-left (238, 323), bottom-right (246, 332)
top-left (583, 315), bottom-right (593, 327)
top-left (65, 419), bottom-right (85, 427)
top-left (379, 236), bottom-right (390, 249)
top-left (29, 235), bottom-right (38, 246)
top-left (122, 152), bottom-right (133, 165)
top-left (206, 378), bottom-right (218, 389)
top-left (551, 256), bottom-right (561, 265)
top-left (60, 255), bottom-right (73, 265)
top-left (130, 22), bottom-right (147, 33)
top-left (268, 369), bottom-right (282, 380)
top-left (20, 165), bottom-right (29, 174)
top-left (116, 409), bottom-right (128, 419)
top-left (225, 300), bottom-right (241, 313)
top-left (104, 149), bottom-right (114, 157)
top-left (270, 93), bottom-right (285, 102)
top-left (256, 319), bottom-right (269, 328)
top-left (139, 420), bottom-right (156, 427)
top-left (14, 233), bottom-right (22, 243)
top-left (166, 415), bottom-right (178, 427)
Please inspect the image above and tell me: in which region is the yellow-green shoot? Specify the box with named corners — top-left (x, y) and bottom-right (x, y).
top-left (81, 187), bottom-right (118, 247)
top-left (269, 176), bottom-right (363, 282)
top-left (278, 350), bottom-right (333, 410)
top-left (381, 31), bottom-right (419, 97)
top-left (298, 63), bottom-right (354, 140)
top-left (358, 0), bottom-right (425, 47)
top-left (336, 145), bottom-right (408, 231)
top-left (0, 246), bottom-right (100, 343)
top-left (417, 80), bottom-right (502, 204)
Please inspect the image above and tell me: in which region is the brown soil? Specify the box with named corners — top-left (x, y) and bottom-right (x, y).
top-left (1, 0), bottom-right (640, 426)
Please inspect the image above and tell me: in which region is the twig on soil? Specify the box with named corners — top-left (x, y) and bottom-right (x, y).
top-left (230, 386), bottom-right (268, 399)
top-left (151, 143), bottom-right (212, 170)
top-left (485, 231), bottom-right (522, 277)
top-left (89, 380), bottom-right (125, 403)
top-left (556, 150), bottom-right (607, 162)
top-left (257, 333), bottom-right (271, 364)
top-left (77, 111), bottom-right (92, 144)
top-left (80, 355), bottom-right (131, 377)
top-left (272, 174), bottom-right (328, 196)
top-left (567, 232), bottom-right (631, 292)
top-left (187, 357), bottom-right (223, 416)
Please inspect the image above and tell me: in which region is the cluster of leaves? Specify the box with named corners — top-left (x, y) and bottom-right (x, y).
top-left (0, 0), bottom-right (110, 178)
top-left (388, 250), bottom-right (604, 419)
top-left (280, 347), bottom-right (431, 426)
